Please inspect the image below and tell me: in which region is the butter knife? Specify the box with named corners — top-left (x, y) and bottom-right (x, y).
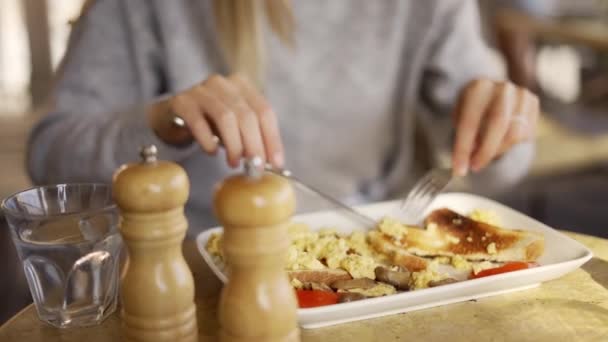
top-left (170, 116), bottom-right (378, 228)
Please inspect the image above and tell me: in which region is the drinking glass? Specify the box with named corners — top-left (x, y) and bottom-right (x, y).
top-left (1, 183), bottom-right (122, 328)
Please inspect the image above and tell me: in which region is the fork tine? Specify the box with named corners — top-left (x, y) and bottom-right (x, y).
top-left (400, 173), bottom-right (435, 209)
top-left (397, 167), bottom-right (453, 224)
top-left (406, 175), bottom-right (437, 205)
top-left (407, 184), bottom-right (434, 214)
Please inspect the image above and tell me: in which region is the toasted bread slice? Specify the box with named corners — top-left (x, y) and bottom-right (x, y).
top-left (379, 208), bottom-right (544, 262)
top-left (288, 269), bottom-right (352, 285)
top-left (368, 231), bottom-right (429, 271)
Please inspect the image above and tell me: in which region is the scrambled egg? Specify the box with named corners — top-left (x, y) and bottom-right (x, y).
top-left (410, 264), bottom-right (449, 290)
top-left (347, 283), bottom-right (396, 297)
top-left (206, 233), bottom-right (223, 260)
top-left (434, 256), bottom-right (451, 265)
top-left (290, 277), bottom-right (304, 289)
top-left (308, 236), bottom-right (349, 269)
top-left (347, 231), bottom-right (374, 256)
top-left (487, 242), bottom-right (497, 255)
top-left (286, 247), bottom-right (326, 271)
top-left (340, 254), bottom-right (378, 279)
top-left (378, 217), bottom-right (408, 241)
top-left (206, 207), bottom-right (502, 294)
top-left (450, 255), bottom-right (472, 271)
top-left (469, 209), bottom-right (500, 226)
top-left (286, 222), bottom-right (383, 279)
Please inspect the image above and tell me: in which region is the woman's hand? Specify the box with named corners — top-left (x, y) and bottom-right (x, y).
top-left (451, 79), bottom-right (539, 177)
top-left (149, 74), bottom-right (284, 168)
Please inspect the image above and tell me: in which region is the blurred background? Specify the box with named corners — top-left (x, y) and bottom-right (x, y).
top-left (1, 0), bottom-right (607, 325)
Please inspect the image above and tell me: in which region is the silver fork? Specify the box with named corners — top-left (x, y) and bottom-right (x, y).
top-left (388, 167), bottom-right (453, 225)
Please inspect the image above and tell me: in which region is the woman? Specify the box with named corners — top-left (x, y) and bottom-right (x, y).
top-left (27, 0), bottom-right (538, 230)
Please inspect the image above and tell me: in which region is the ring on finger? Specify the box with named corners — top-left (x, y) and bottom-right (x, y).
top-left (511, 114), bottom-right (529, 127)
top-left (171, 113), bottom-right (186, 128)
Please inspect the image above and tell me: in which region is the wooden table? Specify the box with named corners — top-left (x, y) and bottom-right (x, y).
top-left (1, 232), bottom-right (607, 342)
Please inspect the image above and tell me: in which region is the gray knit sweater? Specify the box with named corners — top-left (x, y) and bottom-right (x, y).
top-left (27, 0), bottom-right (534, 232)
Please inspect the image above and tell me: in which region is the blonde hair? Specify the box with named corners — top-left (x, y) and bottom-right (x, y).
top-left (213, 0), bottom-right (294, 87)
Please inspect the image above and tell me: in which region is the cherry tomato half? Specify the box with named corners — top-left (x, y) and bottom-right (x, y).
top-left (471, 261), bottom-right (537, 279)
top-left (295, 290), bottom-right (339, 308)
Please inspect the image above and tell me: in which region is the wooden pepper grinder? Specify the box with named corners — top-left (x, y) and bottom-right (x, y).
top-left (214, 157), bottom-right (300, 342)
top-left (112, 145), bottom-right (198, 342)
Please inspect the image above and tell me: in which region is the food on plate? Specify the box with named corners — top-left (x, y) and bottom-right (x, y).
top-left (428, 278), bottom-right (459, 287)
top-left (337, 292), bottom-right (367, 303)
top-left (468, 209), bottom-right (500, 225)
top-left (374, 266), bottom-right (411, 290)
top-left (300, 282), bottom-right (333, 292)
top-left (205, 207), bottom-right (545, 308)
top-left (330, 277), bottom-right (377, 290)
top-left (288, 269), bottom-right (352, 286)
top-left (346, 282), bottom-right (397, 297)
top-left (470, 261), bottom-right (537, 279)
top-left (370, 208), bottom-right (545, 262)
top-left (409, 261), bottom-right (451, 290)
top-left (296, 290), bottom-right (339, 308)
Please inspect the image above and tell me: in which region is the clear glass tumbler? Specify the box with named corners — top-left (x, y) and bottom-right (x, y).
top-left (1, 183), bottom-right (122, 328)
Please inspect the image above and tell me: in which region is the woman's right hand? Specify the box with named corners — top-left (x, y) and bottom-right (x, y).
top-left (149, 74), bottom-right (284, 168)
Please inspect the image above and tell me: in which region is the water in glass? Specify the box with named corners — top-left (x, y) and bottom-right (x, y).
top-left (2, 184), bottom-right (122, 328)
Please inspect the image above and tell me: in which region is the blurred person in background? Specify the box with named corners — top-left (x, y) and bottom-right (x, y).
top-left (492, 0), bottom-right (603, 92)
top-left (492, 0), bottom-right (560, 89)
top-left (27, 0), bottom-right (539, 230)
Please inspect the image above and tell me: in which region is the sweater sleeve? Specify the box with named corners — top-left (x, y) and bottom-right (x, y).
top-left (420, 0), bottom-right (535, 192)
top-left (27, 0), bottom-right (198, 185)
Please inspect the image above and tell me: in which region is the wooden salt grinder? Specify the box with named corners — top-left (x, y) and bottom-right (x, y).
top-left (214, 158), bottom-right (300, 342)
top-left (112, 145), bottom-right (198, 342)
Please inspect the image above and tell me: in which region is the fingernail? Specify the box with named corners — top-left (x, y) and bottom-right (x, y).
top-left (455, 162), bottom-right (468, 177)
top-left (228, 157), bottom-right (239, 169)
top-left (471, 160), bottom-right (481, 173)
top-left (273, 152), bottom-right (284, 168)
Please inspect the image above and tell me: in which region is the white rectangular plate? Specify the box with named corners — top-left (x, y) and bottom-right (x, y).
top-left (196, 192), bottom-right (593, 329)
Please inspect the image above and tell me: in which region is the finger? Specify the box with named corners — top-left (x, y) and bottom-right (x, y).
top-left (193, 85), bottom-right (243, 167)
top-left (451, 79), bottom-right (495, 177)
top-left (497, 88), bottom-right (539, 155)
top-left (470, 82), bottom-right (516, 172)
top-left (237, 110), bottom-right (266, 162)
top-left (230, 74), bottom-right (285, 168)
top-left (204, 76), bottom-right (266, 163)
top-left (170, 94), bottom-right (219, 153)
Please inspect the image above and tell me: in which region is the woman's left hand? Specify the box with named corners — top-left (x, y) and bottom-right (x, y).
top-left (451, 79), bottom-right (540, 177)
